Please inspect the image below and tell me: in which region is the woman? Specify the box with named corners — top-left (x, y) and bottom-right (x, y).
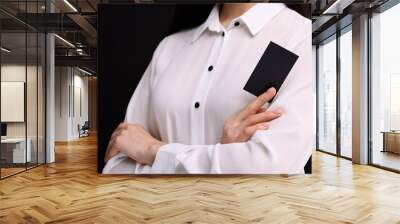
top-left (103, 3), bottom-right (313, 174)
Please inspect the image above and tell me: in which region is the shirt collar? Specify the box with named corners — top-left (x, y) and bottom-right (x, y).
top-left (191, 5), bottom-right (221, 43)
top-left (191, 3), bottom-right (286, 43)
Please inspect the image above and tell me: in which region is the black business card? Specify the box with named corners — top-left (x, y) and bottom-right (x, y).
top-left (243, 41), bottom-right (299, 101)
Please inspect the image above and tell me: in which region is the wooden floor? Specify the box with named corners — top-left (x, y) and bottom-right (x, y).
top-left (1, 163), bottom-right (45, 178)
top-left (372, 150), bottom-right (400, 171)
top-left (1, 167), bottom-right (26, 178)
top-left (1, 135), bottom-right (400, 224)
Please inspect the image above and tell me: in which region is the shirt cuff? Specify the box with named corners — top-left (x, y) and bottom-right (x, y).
top-left (102, 153), bottom-right (136, 174)
top-left (151, 143), bottom-right (190, 174)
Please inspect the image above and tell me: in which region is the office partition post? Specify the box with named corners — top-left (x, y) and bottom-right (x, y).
top-left (352, 14), bottom-right (369, 164)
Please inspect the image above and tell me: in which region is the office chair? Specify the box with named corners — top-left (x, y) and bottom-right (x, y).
top-left (78, 121), bottom-right (90, 138)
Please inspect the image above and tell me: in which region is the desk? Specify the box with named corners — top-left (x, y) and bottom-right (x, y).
top-left (1, 138), bottom-right (32, 163)
top-left (382, 131), bottom-right (400, 155)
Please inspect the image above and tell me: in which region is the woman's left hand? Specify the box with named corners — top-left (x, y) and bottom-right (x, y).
top-left (104, 123), bottom-right (166, 165)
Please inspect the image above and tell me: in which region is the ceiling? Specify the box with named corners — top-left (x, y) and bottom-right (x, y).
top-left (0, 0), bottom-right (393, 73)
top-left (1, 0), bottom-right (390, 44)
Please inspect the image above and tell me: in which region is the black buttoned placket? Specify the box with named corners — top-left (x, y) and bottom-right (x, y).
top-left (191, 29), bottom-right (227, 142)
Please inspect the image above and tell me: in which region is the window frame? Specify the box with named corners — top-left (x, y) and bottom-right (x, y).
top-left (315, 24), bottom-right (353, 161)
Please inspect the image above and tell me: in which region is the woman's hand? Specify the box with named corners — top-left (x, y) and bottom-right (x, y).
top-left (104, 123), bottom-right (166, 164)
top-left (221, 87), bottom-right (282, 144)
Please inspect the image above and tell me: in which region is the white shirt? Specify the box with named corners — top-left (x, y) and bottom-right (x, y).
top-left (103, 3), bottom-right (313, 174)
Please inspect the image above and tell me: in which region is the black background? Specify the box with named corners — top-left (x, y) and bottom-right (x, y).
top-left (97, 4), bottom-right (311, 173)
top-left (97, 4), bottom-right (213, 172)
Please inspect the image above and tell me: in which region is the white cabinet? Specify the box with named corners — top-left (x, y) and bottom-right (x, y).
top-left (1, 138), bottom-right (32, 163)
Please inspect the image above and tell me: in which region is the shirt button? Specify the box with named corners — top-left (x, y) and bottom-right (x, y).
top-left (234, 21), bottom-right (240, 27)
top-left (208, 65), bottom-right (213, 71)
top-left (194, 102), bottom-right (200, 109)
top-left (222, 32), bottom-right (225, 36)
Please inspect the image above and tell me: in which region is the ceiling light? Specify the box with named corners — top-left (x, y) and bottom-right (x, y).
top-left (323, 0), bottom-right (355, 15)
top-left (1, 47), bottom-right (11, 53)
top-left (76, 49), bottom-right (85, 55)
top-left (78, 67), bottom-right (92, 76)
top-left (63, 0), bottom-right (78, 12)
top-left (54, 34), bottom-right (75, 48)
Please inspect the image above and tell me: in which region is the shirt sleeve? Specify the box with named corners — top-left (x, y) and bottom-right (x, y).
top-left (151, 29), bottom-right (313, 174)
top-left (102, 37), bottom-right (168, 174)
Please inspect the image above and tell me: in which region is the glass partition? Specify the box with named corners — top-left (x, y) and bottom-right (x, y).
top-left (27, 30), bottom-right (38, 170)
top-left (339, 27), bottom-right (352, 158)
top-left (38, 32), bottom-right (45, 165)
top-left (317, 35), bottom-right (337, 155)
top-left (0, 1), bottom-right (46, 179)
top-left (26, 0), bottom-right (43, 170)
top-left (1, 31), bottom-right (28, 177)
top-left (370, 2), bottom-right (400, 171)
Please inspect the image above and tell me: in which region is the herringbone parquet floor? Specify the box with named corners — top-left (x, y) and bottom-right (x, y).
top-left (1, 134), bottom-right (400, 224)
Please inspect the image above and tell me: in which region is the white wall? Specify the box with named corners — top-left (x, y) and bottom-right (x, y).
top-left (1, 64), bottom-right (46, 163)
top-left (55, 67), bottom-right (89, 141)
top-left (70, 73), bottom-right (89, 139)
top-left (1, 65), bottom-right (42, 137)
top-left (1, 66), bottom-right (26, 135)
top-left (55, 66), bottom-right (70, 141)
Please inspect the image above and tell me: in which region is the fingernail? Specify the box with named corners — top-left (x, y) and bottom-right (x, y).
top-left (267, 87), bottom-right (275, 93)
top-left (262, 122), bottom-right (270, 128)
top-left (274, 108), bottom-right (283, 115)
